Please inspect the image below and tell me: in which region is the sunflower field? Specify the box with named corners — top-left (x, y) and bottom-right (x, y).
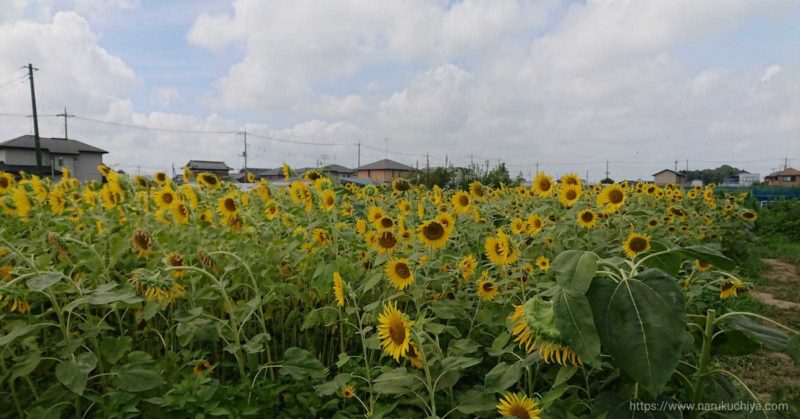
top-left (0, 166), bottom-right (797, 418)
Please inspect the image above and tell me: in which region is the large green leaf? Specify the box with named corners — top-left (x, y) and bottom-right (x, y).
top-left (484, 362), bottom-right (521, 392)
top-left (56, 352), bottom-right (97, 395)
top-left (373, 368), bottom-right (416, 395)
top-left (26, 272), bottom-right (62, 292)
top-left (554, 289), bottom-right (602, 366)
top-left (591, 272), bottom-right (685, 396)
top-left (113, 351), bottom-right (164, 392)
top-left (552, 250), bottom-right (598, 293)
top-left (10, 351), bottom-right (41, 381)
top-left (280, 348), bottom-right (326, 381)
top-left (679, 245), bottom-right (734, 270)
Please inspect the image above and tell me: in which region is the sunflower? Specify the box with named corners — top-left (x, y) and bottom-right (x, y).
top-left (469, 181), bottom-right (486, 201)
top-left (695, 260), bottom-right (712, 272)
top-left (417, 219), bottom-right (450, 249)
top-left (375, 216), bottom-right (395, 232)
top-left (152, 188), bottom-right (178, 211)
top-left (535, 256), bottom-right (550, 271)
top-left (283, 162), bottom-right (291, 180)
top-left (576, 209), bottom-right (597, 229)
top-left (319, 189), bottom-right (335, 212)
top-left (131, 230), bottom-right (154, 259)
top-left (367, 205), bottom-right (385, 223)
top-left (459, 254), bottom-right (478, 281)
top-left (452, 191), bottom-right (471, 213)
top-left (399, 341), bottom-right (424, 369)
top-left (48, 190), bottom-right (66, 215)
top-left (392, 178), bottom-right (411, 192)
top-left (172, 202), bottom-right (189, 224)
top-left (560, 173), bottom-right (582, 188)
top-left (165, 253), bottom-right (185, 278)
top-left (10, 188), bottom-right (32, 217)
top-left (376, 231), bottom-right (399, 253)
top-left (558, 185), bottom-right (581, 208)
top-left (333, 272), bottom-right (345, 307)
top-left (312, 228), bottom-right (329, 245)
top-left (198, 172), bottom-right (220, 189)
top-left (525, 215), bottom-right (543, 235)
top-left (497, 393), bottom-right (543, 419)
top-left (217, 193), bottom-right (238, 220)
top-left (376, 301), bottom-right (414, 361)
top-left (152, 171), bottom-right (168, 186)
top-left (193, 360), bottom-right (212, 375)
top-left (647, 218), bottom-right (659, 228)
top-left (739, 210), bottom-right (757, 222)
top-left (720, 278), bottom-right (745, 299)
top-left (341, 384), bottom-right (356, 399)
top-left (436, 212), bottom-right (455, 232)
top-left (510, 217), bottom-right (526, 234)
top-left (622, 233), bottom-right (651, 259)
top-left (477, 272), bottom-right (498, 301)
top-left (597, 184), bottom-right (626, 213)
top-left (531, 172), bottom-right (554, 197)
top-left (0, 172), bottom-right (15, 194)
top-left (485, 230), bottom-right (518, 265)
top-left (509, 298), bottom-right (582, 366)
top-left (385, 258), bottom-right (414, 290)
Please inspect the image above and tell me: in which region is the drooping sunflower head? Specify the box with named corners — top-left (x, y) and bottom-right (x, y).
top-left (531, 172), bottom-right (554, 197)
top-left (452, 191), bottom-right (470, 213)
top-left (131, 230), bottom-right (154, 259)
top-left (623, 232), bottom-right (651, 259)
top-left (720, 278), bottom-right (745, 299)
top-left (509, 297), bottom-right (581, 366)
top-left (385, 258), bottom-right (414, 290)
top-left (376, 301), bottom-right (414, 361)
top-left (739, 210), bottom-right (757, 222)
top-left (694, 259), bottom-right (712, 272)
top-left (418, 219), bottom-right (450, 249)
top-left (392, 178), bottom-right (411, 192)
top-left (165, 253), bottom-right (185, 278)
top-left (459, 254), bottom-right (478, 280)
top-left (496, 392), bottom-right (543, 419)
top-left (560, 173), bottom-right (582, 188)
top-left (332, 272), bottom-right (345, 307)
top-left (576, 209), bottom-right (597, 229)
top-left (405, 342), bottom-right (424, 369)
top-left (153, 171), bottom-right (168, 185)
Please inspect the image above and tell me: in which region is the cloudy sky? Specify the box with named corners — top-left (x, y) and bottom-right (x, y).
top-left (0, 0), bottom-right (798, 181)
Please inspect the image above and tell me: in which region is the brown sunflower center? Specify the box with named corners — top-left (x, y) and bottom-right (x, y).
top-left (378, 232), bottom-right (397, 249)
top-left (325, 196), bottom-right (334, 205)
top-left (388, 319), bottom-right (406, 345)
top-left (508, 405), bottom-right (531, 419)
top-left (168, 254), bottom-right (184, 267)
top-left (458, 195), bottom-right (469, 206)
top-left (566, 190), bottom-right (577, 200)
top-left (482, 282), bottom-right (494, 292)
top-left (380, 217), bottom-right (394, 229)
top-left (162, 192), bottom-right (174, 204)
top-left (742, 212), bottom-right (755, 219)
top-left (205, 175), bottom-right (218, 185)
top-left (155, 173), bottom-right (166, 182)
top-left (629, 237), bottom-right (648, 252)
top-left (0, 178), bottom-right (8, 188)
top-left (538, 179), bottom-right (551, 191)
top-left (133, 232), bottom-right (151, 249)
top-left (224, 198), bottom-right (237, 212)
top-left (581, 212), bottom-right (594, 222)
top-left (609, 189), bottom-right (624, 204)
top-left (423, 222), bottom-right (445, 240)
top-left (394, 262), bottom-right (410, 279)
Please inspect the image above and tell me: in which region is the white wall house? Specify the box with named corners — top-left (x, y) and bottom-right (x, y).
top-left (0, 135), bottom-right (107, 181)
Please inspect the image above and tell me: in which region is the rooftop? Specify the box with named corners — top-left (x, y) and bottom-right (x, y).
top-left (186, 160), bottom-right (233, 171)
top-left (0, 135), bottom-right (107, 155)
top-left (356, 159), bottom-right (414, 171)
top-left (766, 167), bottom-right (800, 177)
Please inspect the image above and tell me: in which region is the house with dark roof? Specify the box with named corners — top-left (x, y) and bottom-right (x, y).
top-left (356, 159), bottom-right (414, 183)
top-left (0, 135), bottom-right (107, 180)
top-left (186, 160), bottom-right (233, 179)
top-left (764, 167), bottom-right (800, 187)
top-left (652, 169), bottom-right (687, 186)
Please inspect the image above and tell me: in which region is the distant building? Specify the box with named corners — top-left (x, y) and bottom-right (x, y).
top-left (356, 159), bottom-right (413, 183)
top-left (764, 167), bottom-right (800, 187)
top-left (691, 180), bottom-right (704, 188)
top-left (652, 169), bottom-right (687, 186)
top-left (721, 171), bottom-right (760, 187)
top-left (186, 160), bottom-right (232, 179)
top-left (318, 164), bottom-right (356, 179)
top-left (0, 135), bottom-right (107, 181)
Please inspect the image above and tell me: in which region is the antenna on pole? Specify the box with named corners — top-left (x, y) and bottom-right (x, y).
top-left (26, 63), bottom-right (43, 176)
top-left (241, 129), bottom-right (248, 172)
top-left (357, 140), bottom-right (361, 168)
top-left (605, 160), bottom-right (610, 179)
top-left (56, 107), bottom-right (74, 140)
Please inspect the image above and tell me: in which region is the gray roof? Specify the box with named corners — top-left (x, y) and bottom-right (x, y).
top-left (186, 160), bottom-right (232, 171)
top-left (356, 159), bottom-right (413, 171)
top-left (652, 169), bottom-right (686, 177)
top-left (321, 164), bottom-right (355, 174)
top-left (0, 135), bottom-right (107, 155)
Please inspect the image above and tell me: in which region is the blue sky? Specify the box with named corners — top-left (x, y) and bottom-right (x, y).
top-left (1, 0), bottom-right (799, 179)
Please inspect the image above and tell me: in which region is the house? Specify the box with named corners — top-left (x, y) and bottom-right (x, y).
top-left (319, 164), bottom-right (356, 179)
top-left (721, 171), bottom-right (760, 187)
top-left (764, 167), bottom-right (800, 187)
top-left (652, 169), bottom-right (687, 186)
top-left (356, 159), bottom-right (414, 183)
top-left (186, 160), bottom-right (232, 179)
top-left (0, 135), bottom-right (107, 181)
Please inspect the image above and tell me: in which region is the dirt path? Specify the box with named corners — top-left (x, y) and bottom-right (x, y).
top-left (723, 258), bottom-right (800, 402)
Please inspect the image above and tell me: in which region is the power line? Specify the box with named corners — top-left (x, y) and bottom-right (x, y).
top-left (72, 115), bottom-right (238, 134)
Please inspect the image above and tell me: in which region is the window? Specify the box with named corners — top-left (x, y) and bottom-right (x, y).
top-left (57, 157), bottom-right (64, 168)
top-left (782, 176), bottom-right (795, 182)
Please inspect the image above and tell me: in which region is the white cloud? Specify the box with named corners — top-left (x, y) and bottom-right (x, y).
top-left (149, 86), bottom-right (181, 108)
top-left (760, 64), bottom-right (782, 82)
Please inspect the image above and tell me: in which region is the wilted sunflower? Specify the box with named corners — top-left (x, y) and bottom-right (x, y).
top-left (695, 260), bottom-right (712, 272)
top-left (497, 393), bottom-right (543, 419)
top-left (376, 231), bottom-right (399, 253)
top-left (531, 172), bottom-right (554, 197)
top-left (385, 258), bottom-right (414, 290)
top-left (459, 254), bottom-right (478, 281)
top-left (418, 219), bottom-right (450, 249)
top-left (392, 178), bottom-right (411, 192)
top-left (576, 209), bottom-right (597, 229)
top-left (193, 360), bottom-right (212, 375)
top-left (332, 272), bottom-right (345, 307)
top-left (404, 342), bottom-right (424, 369)
top-left (720, 278), bottom-right (745, 299)
top-left (165, 253), bottom-right (185, 278)
top-left (557, 184), bottom-right (582, 208)
top-left (131, 230), bottom-right (154, 259)
top-left (172, 202), bottom-right (189, 224)
top-left (312, 228), bottom-right (329, 245)
top-left (376, 301), bottom-right (414, 361)
top-left (510, 298), bottom-right (582, 366)
top-left (477, 272), bottom-right (498, 301)
top-left (451, 191), bottom-right (471, 213)
top-left (597, 184), bottom-right (626, 213)
top-left (623, 233), bottom-right (651, 259)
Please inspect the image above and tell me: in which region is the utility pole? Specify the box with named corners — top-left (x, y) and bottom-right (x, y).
top-left (445, 155), bottom-right (448, 168)
top-left (56, 107), bottom-right (74, 140)
top-left (585, 170), bottom-right (589, 184)
top-left (384, 138), bottom-right (388, 159)
top-left (426, 153), bottom-right (430, 172)
top-left (685, 159), bottom-right (689, 172)
top-left (785, 157), bottom-right (789, 170)
top-left (605, 160), bottom-right (610, 180)
top-left (470, 154), bottom-right (474, 167)
top-left (674, 160), bottom-right (678, 172)
top-left (535, 161), bottom-right (539, 174)
top-left (27, 63), bottom-right (43, 175)
top-left (357, 141), bottom-right (361, 168)
top-left (242, 129), bottom-right (248, 172)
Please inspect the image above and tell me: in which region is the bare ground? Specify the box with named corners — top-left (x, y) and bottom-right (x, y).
top-left (722, 258), bottom-right (800, 402)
